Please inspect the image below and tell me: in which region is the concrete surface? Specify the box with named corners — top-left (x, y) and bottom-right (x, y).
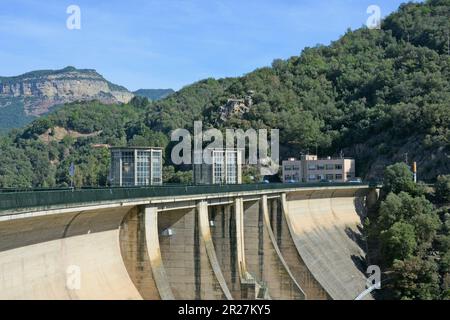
top-left (269, 197), bottom-right (330, 299)
top-left (158, 208), bottom-right (226, 300)
top-left (0, 207), bottom-right (142, 299)
top-left (243, 200), bottom-right (305, 300)
top-left (284, 189), bottom-right (372, 300)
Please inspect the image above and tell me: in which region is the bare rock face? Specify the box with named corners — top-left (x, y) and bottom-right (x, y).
top-left (218, 91), bottom-right (254, 122)
top-left (0, 66), bottom-right (134, 129)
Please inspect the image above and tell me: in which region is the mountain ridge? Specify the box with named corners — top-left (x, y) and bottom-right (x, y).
top-left (0, 66), bottom-right (134, 131)
top-left (133, 88), bottom-right (174, 101)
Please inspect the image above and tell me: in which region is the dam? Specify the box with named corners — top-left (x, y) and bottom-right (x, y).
top-left (0, 183), bottom-right (379, 300)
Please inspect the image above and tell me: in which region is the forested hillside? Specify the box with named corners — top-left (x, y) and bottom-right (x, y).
top-left (365, 164), bottom-right (450, 299)
top-left (133, 89), bottom-right (175, 101)
top-left (0, 0), bottom-right (449, 188)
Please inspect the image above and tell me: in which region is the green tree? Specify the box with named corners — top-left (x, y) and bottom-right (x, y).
top-left (171, 170), bottom-right (193, 184)
top-left (28, 117), bottom-right (53, 136)
top-left (391, 256), bottom-right (440, 300)
top-left (242, 166), bottom-right (262, 184)
top-left (378, 192), bottom-right (404, 230)
top-left (435, 175), bottom-right (450, 203)
top-left (383, 163), bottom-right (417, 195)
top-left (378, 192), bottom-right (439, 252)
top-left (381, 221), bottom-right (417, 264)
top-left (163, 165), bottom-right (192, 184)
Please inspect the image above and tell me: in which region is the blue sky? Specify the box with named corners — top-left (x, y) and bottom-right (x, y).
top-left (0, 0), bottom-right (414, 91)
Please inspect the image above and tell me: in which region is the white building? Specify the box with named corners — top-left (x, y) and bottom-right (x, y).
top-left (109, 147), bottom-right (163, 186)
top-left (193, 148), bottom-right (243, 185)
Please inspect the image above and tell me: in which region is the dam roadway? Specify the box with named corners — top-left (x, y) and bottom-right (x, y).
top-left (0, 183), bottom-right (379, 300)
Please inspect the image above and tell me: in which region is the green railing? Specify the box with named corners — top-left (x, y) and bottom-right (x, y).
top-left (0, 182), bottom-right (370, 212)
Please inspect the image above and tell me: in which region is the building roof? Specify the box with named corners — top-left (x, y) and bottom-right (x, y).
top-left (283, 155), bottom-right (354, 161)
top-left (204, 147), bottom-right (245, 151)
top-left (109, 146), bottom-right (163, 150)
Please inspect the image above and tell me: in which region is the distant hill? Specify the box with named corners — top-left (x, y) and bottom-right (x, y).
top-left (133, 89), bottom-right (174, 101)
top-left (0, 66), bottom-right (134, 132)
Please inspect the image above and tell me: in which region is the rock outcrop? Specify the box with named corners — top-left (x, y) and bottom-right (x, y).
top-left (0, 66), bottom-right (134, 130)
top-left (218, 91), bottom-right (254, 121)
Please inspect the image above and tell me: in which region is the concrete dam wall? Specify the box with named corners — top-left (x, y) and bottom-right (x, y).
top-left (0, 206), bottom-right (142, 299)
top-left (284, 189), bottom-right (373, 300)
top-left (0, 186), bottom-right (375, 300)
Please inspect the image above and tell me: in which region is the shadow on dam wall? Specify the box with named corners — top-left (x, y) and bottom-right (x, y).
top-left (119, 207), bottom-right (160, 300)
top-left (0, 186), bottom-right (374, 300)
top-left (285, 189), bottom-right (373, 300)
top-left (157, 207), bottom-right (225, 300)
top-left (208, 205), bottom-right (241, 299)
top-left (208, 201), bottom-right (306, 300)
top-left (267, 199), bottom-right (330, 300)
top-left (242, 200), bottom-right (305, 299)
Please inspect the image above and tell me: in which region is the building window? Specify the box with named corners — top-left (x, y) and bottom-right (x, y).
top-left (309, 174), bottom-right (316, 181)
top-left (213, 151), bottom-right (224, 184)
top-left (326, 174), bottom-right (334, 180)
top-left (151, 150), bottom-right (162, 184)
top-left (111, 151), bottom-right (121, 186)
top-left (137, 151), bottom-right (150, 186)
top-left (293, 166), bottom-right (300, 171)
top-left (317, 164), bottom-right (325, 170)
top-left (285, 165), bottom-right (292, 171)
top-left (226, 151), bottom-right (237, 184)
top-left (195, 149), bottom-right (242, 185)
top-left (121, 151), bottom-right (135, 186)
top-left (326, 164), bottom-right (334, 170)
top-left (335, 164), bottom-right (343, 170)
top-left (335, 174), bottom-right (343, 180)
top-left (308, 164), bottom-right (316, 170)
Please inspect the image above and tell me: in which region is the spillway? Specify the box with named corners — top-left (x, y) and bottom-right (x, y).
top-left (284, 189), bottom-right (372, 300)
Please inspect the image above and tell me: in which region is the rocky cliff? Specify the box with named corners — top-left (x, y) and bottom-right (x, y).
top-left (0, 66), bottom-right (134, 131)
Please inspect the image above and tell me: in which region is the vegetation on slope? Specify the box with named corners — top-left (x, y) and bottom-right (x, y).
top-left (133, 89), bottom-right (175, 101)
top-left (0, 0), bottom-right (449, 188)
top-left (146, 0), bottom-right (450, 179)
top-left (365, 164), bottom-right (450, 299)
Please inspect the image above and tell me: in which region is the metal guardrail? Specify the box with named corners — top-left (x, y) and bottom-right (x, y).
top-left (0, 182), bottom-right (371, 212)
